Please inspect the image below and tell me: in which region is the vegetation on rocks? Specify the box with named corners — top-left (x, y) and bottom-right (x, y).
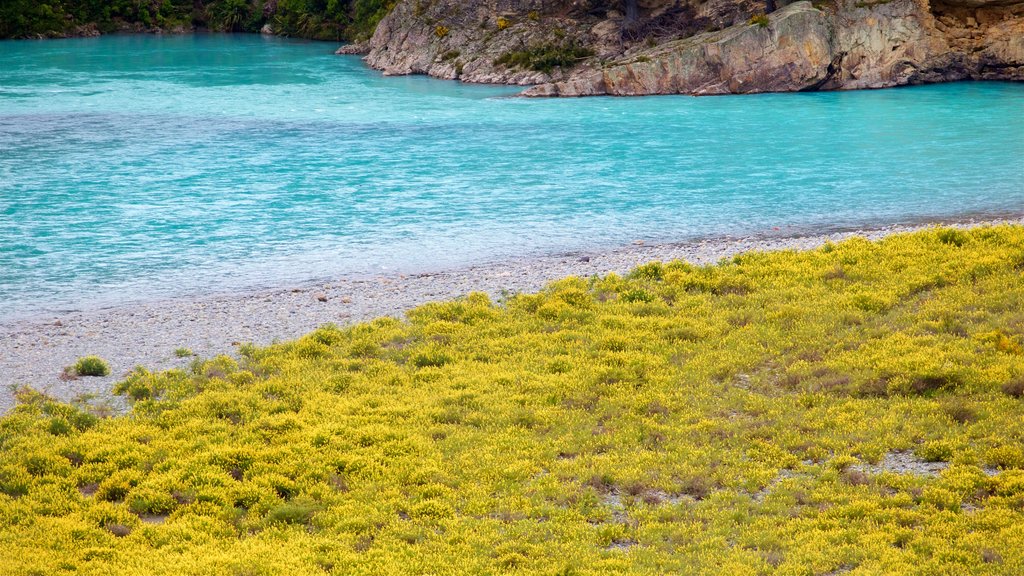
top-left (0, 0), bottom-right (394, 41)
top-left (749, 13), bottom-right (771, 27)
top-left (2, 226), bottom-right (1024, 574)
top-left (495, 41), bottom-right (595, 74)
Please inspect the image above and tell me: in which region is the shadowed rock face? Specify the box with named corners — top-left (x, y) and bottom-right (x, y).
top-left (346, 0), bottom-right (1024, 95)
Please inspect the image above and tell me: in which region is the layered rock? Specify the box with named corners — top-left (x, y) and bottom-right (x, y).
top-left (344, 0), bottom-right (1024, 96)
top-left (525, 2), bottom-right (836, 96)
top-left (339, 1), bottom-right (588, 85)
top-left (342, 0), bottom-right (761, 84)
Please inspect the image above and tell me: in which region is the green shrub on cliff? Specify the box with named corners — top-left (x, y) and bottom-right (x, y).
top-left (495, 40), bottom-right (595, 74)
top-left (749, 13), bottom-right (770, 27)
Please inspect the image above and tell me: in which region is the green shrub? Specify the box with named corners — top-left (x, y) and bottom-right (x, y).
top-left (620, 289), bottom-right (655, 303)
top-left (917, 440), bottom-right (955, 463)
top-left (266, 500), bottom-right (322, 525)
top-left (630, 262), bottom-right (665, 281)
top-left (749, 14), bottom-right (770, 27)
top-left (126, 489), bottom-right (177, 516)
top-left (411, 350), bottom-right (453, 368)
top-left (495, 41), bottom-right (594, 74)
top-left (73, 356), bottom-right (110, 377)
top-left (96, 472), bottom-right (139, 502)
top-left (937, 229), bottom-right (969, 247)
top-left (1001, 376), bottom-right (1024, 398)
top-left (47, 418), bottom-right (73, 436)
top-left (985, 446), bottom-right (1024, 470)
top-left (0, 468), bottom-right (31, 498)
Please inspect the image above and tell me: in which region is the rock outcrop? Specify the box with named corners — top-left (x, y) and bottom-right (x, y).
top-left (338, 1), bottom-right (605, 85)
top-left (525, 2), bottom-right (836, 96)
top-left (342, 0), bottom-right (1024, 96)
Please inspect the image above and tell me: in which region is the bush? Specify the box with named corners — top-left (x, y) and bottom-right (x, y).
top-left (620, 289), bottom-right (655, 303)
top-left (630, 262), bottom-right (665, 282)
top-left (749, 14), bottom-right (770, 27)
top-left (909, 372), bottom-right (962, 395)
top-left (942, 399), bottom-right (977, 424)
top-left (96, 471), bottom-right (140, 502)
top-left (266, 500), bottom-right (322, 525)
top-left (937, 228), bottom-right (969, 247)
top-left (0, 468), bottom-right (30, 498)
top-left (411, 350), bottom-right (453, 368)
top-left (126, 489), bottom-right (177, 516)
top-left (47, 418), bottom-right (73, 436)
top-left (1002, 376), bottom-right (1024, 398)
top-left (495, 41), bottom-right (594, 74)
top-left (73, 356), bottom-right (110, 377)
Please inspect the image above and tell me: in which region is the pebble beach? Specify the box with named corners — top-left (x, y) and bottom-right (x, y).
top-left (2, 216), bottom-right (1021, 414)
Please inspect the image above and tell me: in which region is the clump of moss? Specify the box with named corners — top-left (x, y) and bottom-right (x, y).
top-left (71, 356), bottom-right (110, 377)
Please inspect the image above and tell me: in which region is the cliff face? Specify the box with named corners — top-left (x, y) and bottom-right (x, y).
top-left (339, 0), bottom-right (594, 84)
top-left (344, 0), bottom-right (1024, 96)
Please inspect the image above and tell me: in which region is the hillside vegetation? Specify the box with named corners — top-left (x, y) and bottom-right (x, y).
top-left (2, 226), bottom-right (1023, 574)
top-left (0, 0), bottom-right (392, 40)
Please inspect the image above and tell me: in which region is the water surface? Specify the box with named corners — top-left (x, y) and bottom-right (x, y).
top-left (1, 34), bottom-right (1023, 319)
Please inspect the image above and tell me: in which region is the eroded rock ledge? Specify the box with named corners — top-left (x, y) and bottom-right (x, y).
top-left (340, 0), bottom-right (1024, 96)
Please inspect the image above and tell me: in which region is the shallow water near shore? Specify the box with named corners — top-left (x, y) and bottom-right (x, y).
top-left (1, 34), bottom-right (1023, 320)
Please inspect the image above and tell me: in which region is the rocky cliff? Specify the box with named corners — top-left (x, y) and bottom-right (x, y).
top-left (340, 0), bottom-right (1024, 95)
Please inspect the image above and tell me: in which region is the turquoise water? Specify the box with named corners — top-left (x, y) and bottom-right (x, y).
top-left (1, 34), bottom-right (1023, 319)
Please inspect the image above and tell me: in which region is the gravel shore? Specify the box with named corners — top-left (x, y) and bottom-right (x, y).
top-left (3, 217), bottom-right (1020, 414)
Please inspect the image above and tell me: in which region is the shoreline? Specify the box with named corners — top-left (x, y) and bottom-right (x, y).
top-left (2, 215), bottom-right (1022, 414)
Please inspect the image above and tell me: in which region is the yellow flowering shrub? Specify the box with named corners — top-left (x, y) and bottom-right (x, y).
top-left (1, 226), bottom-right (1023, 574)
